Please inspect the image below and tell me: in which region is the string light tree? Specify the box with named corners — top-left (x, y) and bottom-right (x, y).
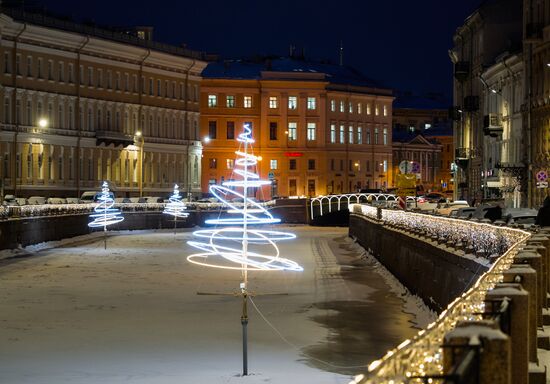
top-left (163, 184), bottom-right (189, 234)
top-left (88, 181), bottom-right (124, 249)
top-left (187, 123), bottom-right (303, 376)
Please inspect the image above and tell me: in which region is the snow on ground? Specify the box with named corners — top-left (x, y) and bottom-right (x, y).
top-left (0, 226), bottom-right (425, 384)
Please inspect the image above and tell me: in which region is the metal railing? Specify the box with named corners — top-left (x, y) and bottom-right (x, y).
top-left (349, 204), bottom-right (530, 383)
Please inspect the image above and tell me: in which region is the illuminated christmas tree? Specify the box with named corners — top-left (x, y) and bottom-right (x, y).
top-left (163, 184), bottom-right (188, 233)
top-left (88, 181), bottom-right (124, 249)
top-left (187, 123), bottom-right (302, 376)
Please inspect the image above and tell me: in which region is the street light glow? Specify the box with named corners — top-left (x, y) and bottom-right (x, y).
top-left (135, 131), bottom-right (142, 137)
top-left (204, 136), bottom-right (211, 143)
top-left (38, 118), bottom-right (48, 128)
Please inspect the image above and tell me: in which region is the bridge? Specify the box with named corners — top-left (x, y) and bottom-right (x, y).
top-left (309, 193), bottom-right (417, 220)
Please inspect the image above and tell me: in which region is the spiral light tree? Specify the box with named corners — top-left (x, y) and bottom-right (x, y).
top-left (187, 123), bottom-right (303, 376)
top-left (163, 184), bottom-right (189, 234)
top-left (88, 181), bottom-right (124, 249)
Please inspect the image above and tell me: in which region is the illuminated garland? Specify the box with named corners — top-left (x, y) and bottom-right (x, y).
top-left (163, 184), bottom-right (189, 218)
top-left (187, 123), bottom-right (303, 272)
top-left (88, 181), bottom-right (124, 229)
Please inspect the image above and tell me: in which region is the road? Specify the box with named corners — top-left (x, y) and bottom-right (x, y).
top-left (0, 226), bottom-right (426, 383)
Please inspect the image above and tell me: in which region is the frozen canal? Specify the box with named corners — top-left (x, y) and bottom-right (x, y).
top-left (0, 226), bottom-right (431, 384)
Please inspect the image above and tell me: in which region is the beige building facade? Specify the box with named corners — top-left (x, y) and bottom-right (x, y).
top-left (0, 10), bottom-right (206, 199)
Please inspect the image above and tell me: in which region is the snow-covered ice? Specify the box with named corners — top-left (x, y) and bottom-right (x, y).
top-left (0, 226), bottom-right (430, 383)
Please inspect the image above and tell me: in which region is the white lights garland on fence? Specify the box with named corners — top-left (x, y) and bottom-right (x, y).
top-left (187, 124), bottom-right (303, 272)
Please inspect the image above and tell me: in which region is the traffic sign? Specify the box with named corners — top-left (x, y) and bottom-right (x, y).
top-left (268, 171), bottom-right (275, 179)
top-left (536, 170), bottom-right (548, 182)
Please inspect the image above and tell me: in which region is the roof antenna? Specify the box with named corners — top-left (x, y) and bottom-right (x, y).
top-left (339, 40), bottom-right (344, 66)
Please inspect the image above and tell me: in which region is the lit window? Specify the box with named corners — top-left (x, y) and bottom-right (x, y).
top-left (383, 127), bottom-right (388, 145)
top-left (269, 96), bottom-right (278, 109)
top-left (307, 97), bottom-right (316, 110)
top-left (330, 124), bottom-right (336, 143)
top-left (383, 105), bottom-right (388, 116)
top-left (288, 96), bottom-right (297, 110)
top-left (425, 123), bottom-right (431, 129)
top-left (339, 125), bottom-right (345, 143)
top-left (367, 103), bottom-right (371, 115)
top-left (226, 159), bottom-right (234, 169)
top-left (339, 101), bottom-right (345, 112)
top-left (270, 159), bottom-right (278, 170)
top-left (374, 127), bottom-right (379, 144)
top-left (348, 126), bottom-right (354, 144)
top-left (330, 99), bottom-right (335, 112)
top-left (288, 122), bottom-right (297, 140)
top-left (357, 103), bottom-right (362, 114)
top-left (349, 102), bottom-right (353, 113)
top-left (307, 122), bottom-right (316, 141)
top-left (209, 158), bottom-right (217, 169)
top-left (375, 105), bottom-right (379, 116)
top-left (226, 95), bottom-right (235, 108)
top-left (208, 94), bottom-right (217, 107)
top-left (383, 160), bottom-right (388, 172)
top-left (357, 126), bottom-right (363, 144)
top-left (244, 96), bottom-right (252, 108)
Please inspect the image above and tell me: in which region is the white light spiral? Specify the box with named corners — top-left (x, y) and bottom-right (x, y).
top-left (187, 123), bottom-right (303, 272)
top-left (163, 184), bottom-right (189, 218)
top-left (88, 181), bottom-right (124, 229)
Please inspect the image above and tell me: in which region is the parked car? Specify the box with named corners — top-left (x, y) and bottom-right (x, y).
top-left (47, 197), bottom-right (67, 204)
top-left (435, 200), bottom-right (470, 216)
top-left (503, 208), bottom-right (538, 226)
top-left (456, 207), bottom-right (477, 219)
top-left (114, 197), bottom-right (132, 204)
top-left (80, 191), bottom-right (97, 203)
top-left (2, 194), bottom-right (19, 206)
top-left (28, 196), bottom-right (46, 205)
top-left (65, 197), bottom-right (79, 204)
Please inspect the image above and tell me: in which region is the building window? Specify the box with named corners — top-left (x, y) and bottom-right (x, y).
top-left (148, 78), bottom-right (153, 95)
top-left (87, 67), bottom-right (93, 86)
top-left (226, 121), bottom-right (235, 139)
top-left (383, 127), bottom-right (388, 145)
top-left (156, 79), bottom-right (161, 96)
top-left (37, 58), bottom-right (43, 78)
top-left (367, 103), bottom-right (371, 115)
top-left (339, 100), bottom-right (345, 112)
top-left (3, 52), bottom-right (10, 74)
top-left (209, 158), bottom-right (217, 169)
top-left (366, 128), bottom-right (371, 144)
top-left (374, 127), bottom-right (379, 144)
top-left (349, 102), bottom-right (353, 113)
top-left (307, 97), bottom-right (316, 110)
top-left (287, 122), bottom-right (297, 141)
top-left (348, 126), bottom-right (354, 144)
top-left (330, 159), bottom-right (335, 171)
top-left (425, 123), bottom-right (431, 130)
top-left (26, 56), bottom-right (32, 77)
top-left (289, 159), bottom-right (297, 170)
top-left (269, 122), bottom-right (277, 140)
top-left (339, 125), bottom-right (345, 143)
top-left (208, 121), bottom-right (217, 139)
top-left (383, 105), bottom-right (388, 116)
top-left (288, 96), bottom-right (297, 110)
top-left (383, 160), bottom-right (388, 172)
top-left (269, 96), bottom-right (278, 109)
top-left (226, 159), bottom-right (234, 169)
top-left (330, 124), bottom-right (336, 143)
top-left (357, 103), bottom-right (362, 114)
top-left (308, 159), bottom-right (315, 170)
top-left (208, 94), bottom-right (217, 107)
top-left (357, 126), bottom-right (363, 144)
top-left (226, 95), bottom-right (235, 108)
top-left (330, 99), bottom-right (335, 112)
top-left (15, 54), bottom-right (21, 76)
top-left (270, 159), bottom-right (278, 170)
top-left (307, 122), bottom-right (316, 141)
top-left (244, 96), bottom-right (252, 108)
top-left (375, 105), bottom-right (379, 116)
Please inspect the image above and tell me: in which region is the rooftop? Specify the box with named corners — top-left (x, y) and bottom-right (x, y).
top-left (203, 57), bottom-right (390, 91)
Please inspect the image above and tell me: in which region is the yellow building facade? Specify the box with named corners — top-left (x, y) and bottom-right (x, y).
top-left (0, 10), bottom-right (206, 199)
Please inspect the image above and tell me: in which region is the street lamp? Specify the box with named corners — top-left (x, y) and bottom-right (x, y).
top-left (203, 136), bottom-right (211, 143)
top-left (134, 131), bottom-right (144, 198)
top-left (38, 118), bottom-right (48, 128)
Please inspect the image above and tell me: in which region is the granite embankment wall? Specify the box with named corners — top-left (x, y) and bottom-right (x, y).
top-left (349, 213), bottom-right (489, 311)
top-left (0, 199), bottom-right (308, 251)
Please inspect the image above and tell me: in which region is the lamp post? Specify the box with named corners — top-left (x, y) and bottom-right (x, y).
top-left (134, 131), bottom-right (144, 198)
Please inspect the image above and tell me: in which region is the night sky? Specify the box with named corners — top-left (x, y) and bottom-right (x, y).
top-left (36, 0), bottom-right (481, 100)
